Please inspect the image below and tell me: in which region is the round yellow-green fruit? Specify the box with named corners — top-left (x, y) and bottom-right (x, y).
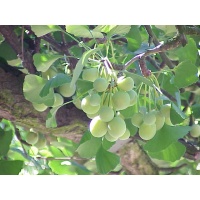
top-left (98, 106), bottom-right (114, 122)
top-left (90, 116), bottom-right (108, 137)
top-left (160, 104), bottom-right (171, 118)
top-left (82, 68), bottom-right (99, 82)
top-left (89, 93), bottom-right (101, 106)
top-left (32, 103), bottom-right (48, 112)
top-left (128, 90), bottom-right (137, 106)
top-left (72, 96), bottom-right (82, 109)
top-left (108, 116), bottom-right (126, 138)
top-left (81, 95), bottom-right (100, 114)
top-left (58, 82), bottom-right (76, 97)
top-left (131, 112), bottom-right (143, 128)
top-left (119, 129), bottom-right (130, 140)
top-left (143, 111), bottom-right (156, 125)
top-left (190, 124), bottom-right (200, 138)
top-left (93, 78), bottom-right (109, 92)
top-left (139, 123), bottom-right (156, 140)
top-left (155, 111), bottom-right (165, 130)
top-left (112, 91), bottom-right (130, 110)
top-left (42, 67), bottom-right (57, 80)
top-left (25, 131), bottom-right (39, 145)
top-left (117, 77), bottom-right (134, 91)
top-left (34, 134), bottom-right (47, 149)
top-left (52, 93), bottom-right (64, 107)
top-left (105, 132), bottom-right (118, 142)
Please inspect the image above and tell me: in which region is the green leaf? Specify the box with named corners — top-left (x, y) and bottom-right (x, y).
top-left (0, 120), bottom-right (14, 156)
top-left (120, 104), bottom-right (137, 119)
top-left (95, 146), bottom-right (120, 174)
top-left (144, 124), bottom-right (191, 152)
top-left (78, 130), bottom-right (92, 145)
top-left (46, 106), bottom-right (60, 128)
top-left (23, 74), bottom-right (54, 106)
top-left (57, 138), bottom-right (77, 157)
top-left (48, 146), bottom-right (65, 157)
top-left (0, 41), bottom-right (18, 60)
top-left (93, 25), bottom-right (116, 33)
top-left (170, 103), bottom-right (186, 125)
top-left (174, 61), bottom-right (198, 88)
top-left (124, 119), bottom-right (138, 136)
top-left (125, 71), bottom-right (153, 87)
top-left (77, 136), bottom-right (101, 158)
top-left (175, 37), bottom-right (198, 64)
top-left (159, 73), bottom-right (179, 96)
top-left (7, 149), bottom-right (28, 161)
top-left (48, 160), bottom-right (77, 175)
top-left (154, 25), bottom-right (177, 35)
top-left (102, 138), bottom-right (115, 150)
top-left (70, 48), bottom-right (99, 87)
top-left (148, 141), bottom-right (186, 162)
top-left (126, 25), bottom-right (142, 51)
top-left (108, 25), bottom-right (131, 37)
top-left (33, 53), bottom-right (62, 72)
top-left (70, 161), bottom-right (91, 175)
top-left (76, 79), bottom-right (93, 95)
top-left (191, 104), bottom-right (200, 119)
top-left (31, 25), bottom-right (62, 37)
top-left (66, 25), bottom-right (104, 38)
top-left (40, 73), bottom-right (71, 97)
top-left (0, 160), bottom-right (23, 175)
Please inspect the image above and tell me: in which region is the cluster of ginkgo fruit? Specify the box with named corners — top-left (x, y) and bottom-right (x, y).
top-left (63, 65), bottom-right (173, 142)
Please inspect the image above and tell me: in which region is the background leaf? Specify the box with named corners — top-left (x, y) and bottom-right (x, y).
top-left (174, 37), bottom-right (198, 64)
top-left (0, 120), bottom-right (14, 156)
top-left (126, 25), bottom-right (142, 52)
top-left (174, 60), bottom-right (198, 88)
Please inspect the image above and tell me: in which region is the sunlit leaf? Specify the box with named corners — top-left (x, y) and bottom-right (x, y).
top-left (31, 25), bottom-right (62, 37)
top-left (23, 74), bottom-right (54, 106)
top-left (33, 53), bottom-right (63, 72)
top-left (48, 160), bottom-right (77, 175)
top-left (66, 25), bottom-right (104, 38)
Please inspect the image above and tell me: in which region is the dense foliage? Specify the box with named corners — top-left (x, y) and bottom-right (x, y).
top-left (0, 25), bottom-right (200, 175)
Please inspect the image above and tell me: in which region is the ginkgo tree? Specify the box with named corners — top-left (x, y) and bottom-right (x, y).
top-left (0, 25), bottom-right (200, 175)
